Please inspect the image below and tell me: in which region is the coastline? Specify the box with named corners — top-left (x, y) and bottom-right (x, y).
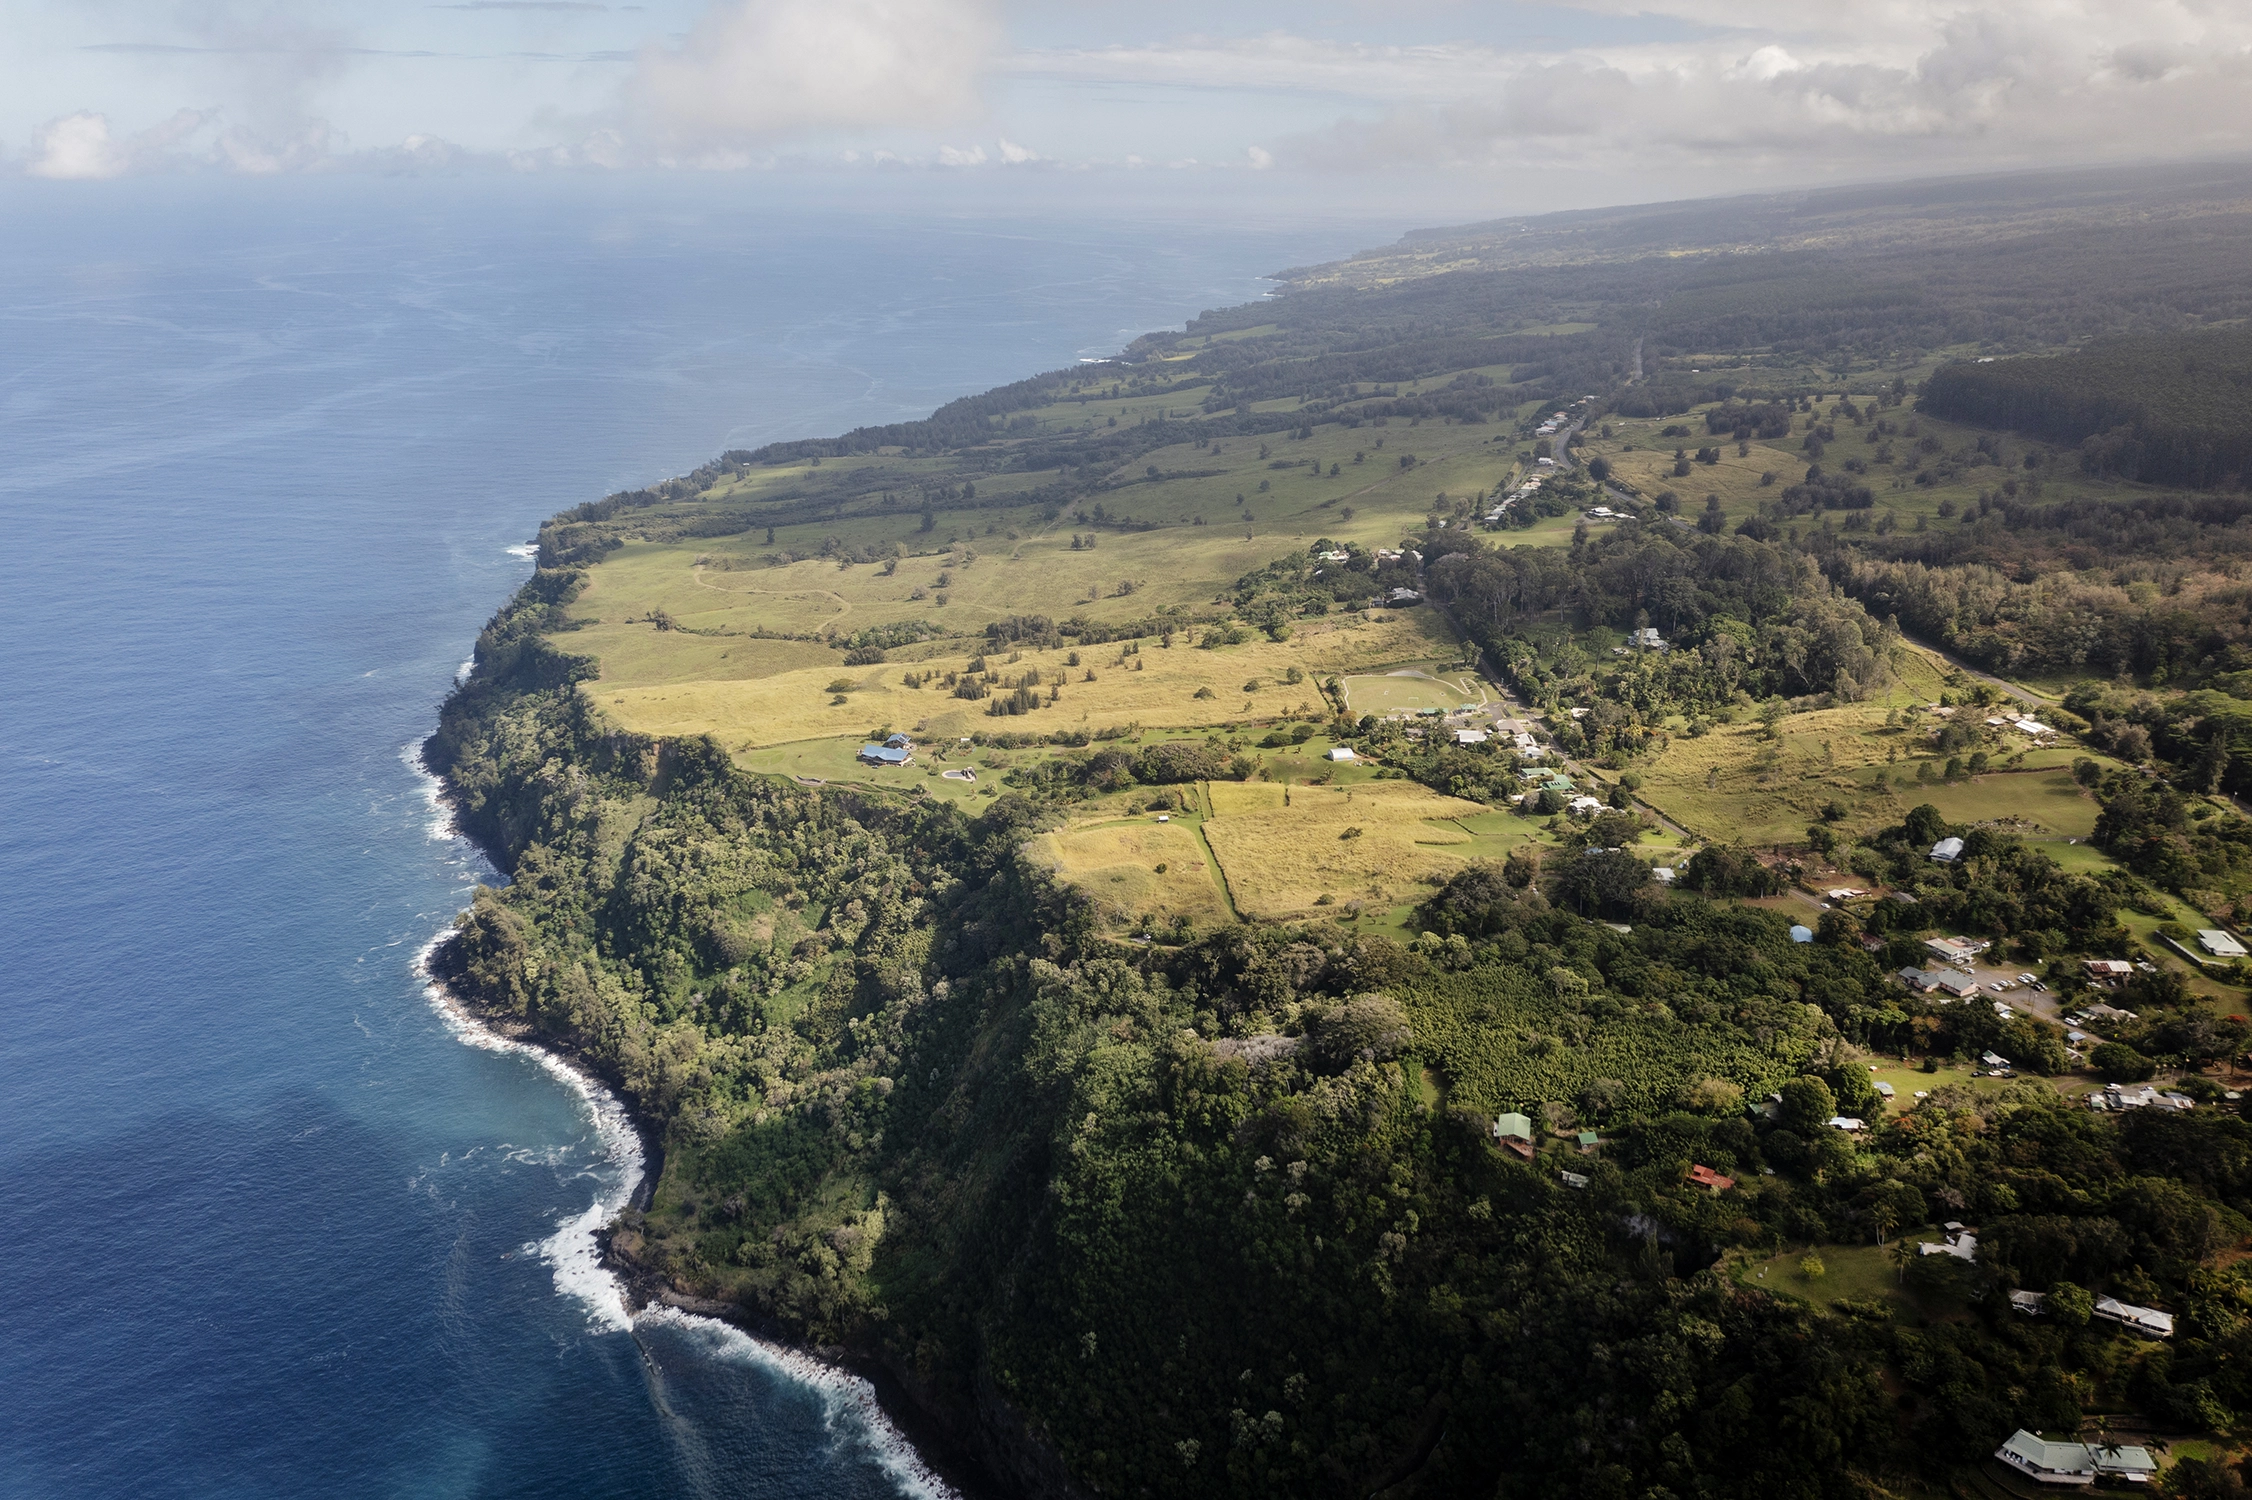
top-left (408, 740), bottom-right (986, 1500)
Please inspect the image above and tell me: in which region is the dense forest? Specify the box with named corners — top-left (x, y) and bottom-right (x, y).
top-left (1921, 329), bottom-right (2252, 488)
top-left (427, 164), bottom-right (2252, 1498)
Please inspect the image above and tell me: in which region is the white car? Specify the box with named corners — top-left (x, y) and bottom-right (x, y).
top-left (1988, 982), bottom-right (2009, 993)
top-left (2017, 973), bottom-right (2038, 985)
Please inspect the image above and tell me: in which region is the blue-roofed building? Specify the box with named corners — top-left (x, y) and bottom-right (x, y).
top-left (859, 743), bottom-right (912, 766)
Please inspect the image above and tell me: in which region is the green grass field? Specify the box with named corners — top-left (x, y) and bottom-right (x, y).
top-left (1338, 664), bottom-right (1488, 715)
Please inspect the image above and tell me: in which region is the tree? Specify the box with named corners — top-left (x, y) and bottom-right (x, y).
top-left (1780, 1076), bottom-right (1838, 1136)
top-left (1587, 456), bottom-right (1611, 482)
top-left (1901, 803), bottom-right (1948, 849)
top-left (2047, 1280), bottom-right (2094, 1327)
top-left (2092, 1041), bottom-right (2156, 1082)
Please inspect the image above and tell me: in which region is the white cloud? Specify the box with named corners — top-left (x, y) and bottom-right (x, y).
top-left (629, 0), bottom-right (1000, 151)
top-left (1246, 145), bottom-right (1273, 169)
top-left (26, 108), bottom-right (212, 179)
top-left (1004, 3), bottom-right (2252, 180)
top-left (997, 136), bottom-right (1036, 163)
top-left (936, 143), bottom-right (987, 166)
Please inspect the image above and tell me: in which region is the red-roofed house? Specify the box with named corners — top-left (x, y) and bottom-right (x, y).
top-left (1687, 1165), bottom-right (1737, 1192)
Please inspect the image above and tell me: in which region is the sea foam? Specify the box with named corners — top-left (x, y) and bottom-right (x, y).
top-left (641, 1307), bottom-right (961, 1500)
top-left (410, 745), bottom-right (948, 1493)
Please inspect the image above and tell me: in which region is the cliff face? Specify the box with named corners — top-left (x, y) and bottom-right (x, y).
top-left (422, 564), bottom-right (1918, 1500)
top-left (424, 576), bottom-right (1094, 1497)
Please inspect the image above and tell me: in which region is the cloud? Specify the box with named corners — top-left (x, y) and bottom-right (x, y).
top-left (26, 109), bottom-right (211, 179)
top-left (628, 0), bottom-right (1000, 152)
top-left (1007, 4), bottom-right (2252, 181)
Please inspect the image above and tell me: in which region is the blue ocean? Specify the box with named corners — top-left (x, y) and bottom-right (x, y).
top-left (0, 177), bottom-right (1383, 1498)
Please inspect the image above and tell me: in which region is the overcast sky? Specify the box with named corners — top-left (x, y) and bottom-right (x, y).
top-left (8, 0), bottom-right (2252, 217)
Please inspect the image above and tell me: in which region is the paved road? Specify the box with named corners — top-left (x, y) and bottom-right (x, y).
top-left (1899, 632), bottom-right (2046, 709)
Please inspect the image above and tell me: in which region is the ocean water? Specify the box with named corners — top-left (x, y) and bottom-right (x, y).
top-left (0, 177), bottom-right (1386, 1498)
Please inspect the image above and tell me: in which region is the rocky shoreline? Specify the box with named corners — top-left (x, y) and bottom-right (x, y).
top-left (419, 892), bottom-right (1041, 1500)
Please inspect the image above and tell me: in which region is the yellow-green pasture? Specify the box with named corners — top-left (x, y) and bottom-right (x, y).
top-left (1023, 819), bottom-right (1237, 931)
top-left (588, 611), bottom-right (1455, 752)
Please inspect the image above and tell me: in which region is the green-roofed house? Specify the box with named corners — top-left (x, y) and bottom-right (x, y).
top-left (1493, 1112), bottom-right (1535, 1159)
top-left (1576, 1130), bottom-right (1599, 1154)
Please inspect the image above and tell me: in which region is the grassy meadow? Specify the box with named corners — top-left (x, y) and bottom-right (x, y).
top-left (534, 334), bottom-right (2219, 951)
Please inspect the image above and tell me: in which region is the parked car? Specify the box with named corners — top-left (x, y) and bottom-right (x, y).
top-left (2018, 973), bottom-right (2039, 985)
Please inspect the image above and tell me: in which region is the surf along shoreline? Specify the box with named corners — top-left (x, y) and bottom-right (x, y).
top-left (414, 742), bottom-right (994, 1500)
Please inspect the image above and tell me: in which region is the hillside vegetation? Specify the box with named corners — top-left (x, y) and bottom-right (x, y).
top-left (1921, 328), bottom-right (2252, 487)
top-left (430, 164), bottom-right (2252, 1499)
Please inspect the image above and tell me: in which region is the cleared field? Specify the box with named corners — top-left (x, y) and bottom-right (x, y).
top-left (1908, 770), bottom-right (2102, 839)
top-left (1623, 645), bottom-right (2129, 845)
top-left (1583, 400), bottom-right (2171, 535)
top-left (1200, 779), bottom-right (1490, 920)
top-left (1022, 820), bottom-right (1234, 932)
top-left (1338, 664), bottom-right (1487, 715)
top-left (594, 611), bottom-right (1458, 750)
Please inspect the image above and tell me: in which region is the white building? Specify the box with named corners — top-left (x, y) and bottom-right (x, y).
top-left (1453, 728), bottom-right (1489, 745)
top-left (1930, 836), bottom-right (1965, 862)
top-left (2198, 929), bottom-right (2248, 959)
top-left (1326, 746), bottom-right (1357, 762)
top-left (1925, 935), bottom-right (1990, 967)
top-left (2094, 1297), bottom-right (2175, 1339)
top-left (1995, 1431), bottom-right (2098, 1486)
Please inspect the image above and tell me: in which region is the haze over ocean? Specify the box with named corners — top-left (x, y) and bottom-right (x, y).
top-left (0, 177), bottom-right (1380, 1499)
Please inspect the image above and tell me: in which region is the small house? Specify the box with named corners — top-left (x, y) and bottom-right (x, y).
top-left (1651, 866), bottom-right (1676, 885)
top-left (1995, 1430), bottom-right (2097, 1486)
top-left (1386, 588), bottom-right (1423, 606)
top-left (2013, 718), bottom-right (2054, 738)
top-left (1900, 966), bottom-right (1976, 998)
top-left (2093, 1296), bottom-right (2175, 1339)
top-left (1566, 795), bottom-right (1606, 816)
top-left (1872, 1081), bottom-right (1895, 1099)
top-left (1828, 1116), bottom-right (1865, 1133)
top-left (1493, 1112), bottom-right (1533, 1144)
top-left (1326, 746), bottom-right (1357, 762)
top-left (1920, 1229), bottom-right (1977, 1261)
top-left (859, 742), bottom-right (913, 766)
top-left (2198, 929), bottom-right (2248, 959)
top-left (1453, 728), bottom-right (1489, 745)
top-left (2009, 1289), bottom-right (2048, 1316)
top-left (2094, 1447), bottom-right (2160, 1484)
top-left (1929, 836), bottom-right (1965, 863)
top-left (1576, 1130), bottom-right (1598, 1154)
top-left (1686, 1164), bottom-right (1736, 1192)
top-left (1925, 935), bottom-right (1990, 967)
top-left (2083, 959), bottom-right (2134, 984)
top-left (1559, 1169), bottom-right (1589, 1190)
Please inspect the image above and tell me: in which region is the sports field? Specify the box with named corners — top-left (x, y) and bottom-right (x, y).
top-left (1337, 665), bottom-right (1487, 716)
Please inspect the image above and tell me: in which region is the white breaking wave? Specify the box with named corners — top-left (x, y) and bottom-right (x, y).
top-left (399, 740), bottom-right (459, 843)
top-left (505, 542), bottom-right (539, 559)
top-left (640, 1307), bottom-right (961, 1500)
top-left (408, 741), bottom-right (949, 1496)
top-left (415, 929), bottom-right (644, 1333)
